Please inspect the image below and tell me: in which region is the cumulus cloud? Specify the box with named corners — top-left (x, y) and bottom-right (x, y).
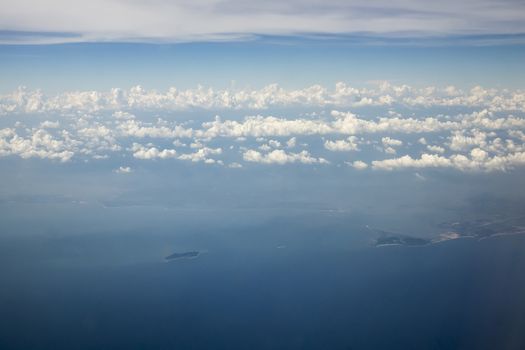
top-left (371, 151), bottom-right (525, 172)
top-left (1, 82), bottom-right (525, 173)
top-left (372, 154), bottom-right (454, 171)
top-left (381, 137), bottom-right (403, 147)
top-left (268, 139), bottom-right (281, 148)
top-left (243, 149), bottom-right (328, 165)
top-left (0, 127), bottom-right (74, 162)
top-left (427, 145), bottom-right (445, 154)
top-left (448, 130), bottom-right (488, 151)
top-left (384, 146), bottom-right (397, 154)
top-left (178, 147), bottom-right (222, 163)
top-left (351, 160), bottom-right (368, 170)
top-left (131, 143), bottom-right (177, 160)
top-left (324, 136), bottom-right (359, 152)
top-left (3, 83), bottom-right (525, 114)
top-left (200, 109), bottom-right (521, 140)
top-left (39, 120), bottom-right (60, 129)
top-left (114, 166), bottom-right (132, 174)
top-left (119, 119), bottom-right (193, 139)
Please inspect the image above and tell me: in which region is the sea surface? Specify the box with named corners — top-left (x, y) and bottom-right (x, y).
top-left (1, 204), bottom-right (525, 350)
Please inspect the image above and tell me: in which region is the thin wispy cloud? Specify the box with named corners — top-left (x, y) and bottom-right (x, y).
top-left (1, 0), bottom-right (525, 44)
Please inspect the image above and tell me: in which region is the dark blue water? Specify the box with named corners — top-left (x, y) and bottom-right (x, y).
top-left (1, 217), bottom-right (525, 350)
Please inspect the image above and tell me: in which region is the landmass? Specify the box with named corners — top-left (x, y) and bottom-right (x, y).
top-left (366, 227), bottom-right (430, 247)
top-left (165, 251), bottom-right (200, 261)
top-left (435, 215), bottom-right (525, 242)
top-left (368, 215), bottom-right (525, 248)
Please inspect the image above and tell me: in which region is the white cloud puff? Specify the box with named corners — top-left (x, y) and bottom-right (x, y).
top-left (243, 149), bottom-right (328, 165)
top-left (39, 120), bottom-right (60, 129)
top-left (178, 147), bottom-right (222, 163)
top-left (351, 160), bottom-right (368, 170)
top-left (131, 143), bottom-right (177, 159)
top-left (114, 166), bottom-right (132, 174)
top-left (324, 136), bottom-right (359, 152)
top-left (372, 154), bottom-right (452, 171)
top-left (381, 137), bottom-right (403, 147)
top-left (427, 145), bottom-right (445, 154)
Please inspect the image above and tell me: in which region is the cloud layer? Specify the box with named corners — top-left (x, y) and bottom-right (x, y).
top-left (1, 0), bottom-right (525, 44)
top-left (1, 82), bottom-right (525, 172)
top-left (2, 83), bottom-right (525, 114)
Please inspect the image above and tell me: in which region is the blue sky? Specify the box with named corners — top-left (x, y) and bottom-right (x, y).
top-left (1, 0), bottom-right (525, 92)
top-left (1, 37), bottom-right (525, 93)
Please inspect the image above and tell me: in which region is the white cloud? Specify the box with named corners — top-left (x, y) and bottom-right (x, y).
top-left (1, 0), bottom-right (525, 45)
top-left (324, 136), bottom-right (359, 152)
top-left (113, 111), bottom-right (135, 120)
top-left (178, 147), bottom-right (222, 163)
top-left (381, 137), bottom-right (403, 147)
top-left (448, 130), bottom-right (487, 151)
top-left (259, 144), bottom-right (271, 151)
top-left (427, 145), bottom-right (445, 154)
top-left (384, 146), bottom-right (397, 154)
top-left (228, 162), bottom-right (243, 168)
top-left (39, 120), bottom-right (60, 129)
top-left (173, 139), bottom-right (186, 147)
top-left (3, 83), bottom-right (525, 114)
top-left (114, 166), bottom-right (132, 174)
top-left (268, 139), bottom-right (281, 148)
top-left (243, 149), bottom-right (327, 165)
top-left (201, 115), bottom-right (332, 138)
top-left (372, 154), bottom-right (453, 171)
top-left (509, 130), bottom-right (525, 142)
top-left (1, 83), bottom-right (525, 173)
top-left (119, 119), bottom-right (193, 139)
top-left (190, 141), bottom-right (204, 149)
top-left (371, 151), bottom-right (525, 172)
top-left (351, 160), bottom-right (368, 170)
top-left (0, 127), bottom-right (74, 162)
top-left (131, 143), bottom-right (177, 159)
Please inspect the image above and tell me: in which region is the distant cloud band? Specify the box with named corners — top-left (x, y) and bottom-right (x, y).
top-left (1, 0), bottom-right (525, 44)
top-left (2, 83), bottom-right (525, 114)
top-left (1, 82), bottom-right (525, 172)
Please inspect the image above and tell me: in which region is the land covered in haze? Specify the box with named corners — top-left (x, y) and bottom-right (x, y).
top-left (371, 215), bottom-right (525, 247)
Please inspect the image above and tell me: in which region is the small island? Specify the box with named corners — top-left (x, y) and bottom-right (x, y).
top-left (366, 226), bottom-right (431, 247)
top-left (165, 251), bottom-right (200, 261)
top-left (374, 235), bottom-right (430, 247)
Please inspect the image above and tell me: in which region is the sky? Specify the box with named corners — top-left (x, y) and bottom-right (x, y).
top-left (0, 0), bottom-right (524, 201)
top-left (0, 0), bottom-right (525, 92)
top-left (2, 0), bottom-right (525, 43)
top-left (1, 39), bottom-right (525, 93)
